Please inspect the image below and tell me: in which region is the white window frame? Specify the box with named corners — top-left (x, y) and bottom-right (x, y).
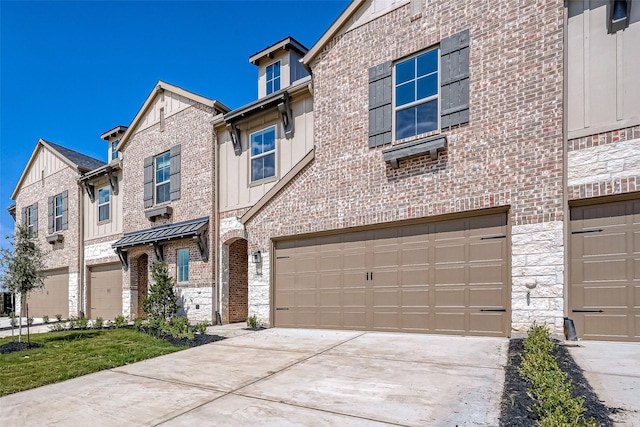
top-left (266, 61), bottom-right (281, 95)
top-left (27, 205), bottom-right (35, 236)
top-left (97, 186), bottom-right (110, 222)
top-left (155, 152), bottom-right (170, 204)
top-left (249, 126), bottom-right (277, 183)
top-left (111, 140), bottom-right (119, 161)
top-left (54, 194), bottom-right (63, 232)
top-left (177, 248), bottom-right (189, 283)
top-left (392, 47), bottom-right (440, 141)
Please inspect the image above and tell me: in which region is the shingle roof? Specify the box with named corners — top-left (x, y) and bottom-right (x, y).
top-left (112, 217), bottom-right (209, 249)
top-left (45, 140), bottom-right (106, 172)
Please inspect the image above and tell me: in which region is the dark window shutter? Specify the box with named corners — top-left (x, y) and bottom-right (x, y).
top-left (143, 156), bottom-right (154, 208)
top-left (61, 190), bottom-right (68, 230)
top-left (48, 196), bottom-right (54, 234)
top-left (21, 207), bottom-right (27, 226)
top-left (170, 144), bottom-right (181, 201)
top-left (33, 202), bottom-right (38, 237)
top-left (368, 61), bottom-right (392, 148)
top-left (440, 29), bottom-right (470, 128)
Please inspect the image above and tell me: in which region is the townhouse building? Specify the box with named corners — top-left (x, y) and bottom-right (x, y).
top-left (8, 0), bottom-right (640, 342)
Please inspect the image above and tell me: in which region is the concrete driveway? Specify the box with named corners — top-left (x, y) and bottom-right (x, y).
top-left (0, 327), bottom-right (508, 426)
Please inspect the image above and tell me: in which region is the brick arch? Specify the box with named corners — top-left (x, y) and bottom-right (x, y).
top-left (220, 227), bottom-right (247, 246)
top-left (228, 238), bottom-right (248, 323)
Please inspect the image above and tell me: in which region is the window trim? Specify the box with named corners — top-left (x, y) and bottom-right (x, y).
top-left (26, 205), bottom-right (35, 236)
top-left (97, 186), bottom-right (111, 223)
top-left (392, 47), bottom-right (441, 142)
top-left (54, 194), bottom-right (63, 232)
top-left (111, 140), bottom-right (119, 161)
top-left (249, 125), bottom-right (278, 184)
top-left (177, 248), bottom-right (189, 283)
top-left (265, 61), bottom-right (281, 95)
top-left (154, 151), bottom-right (171, 205)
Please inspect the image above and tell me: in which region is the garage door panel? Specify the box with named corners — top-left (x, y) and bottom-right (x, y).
top-left (401, 287), bottom-right (430, 307)
top-left (275, 213), bottom-right (509, 336)
top-left (434, 287), bottom-right (465, 308)
top-left (296, 292), bottom-right (317, 307)
top-left (435, 266), bottom-right (465, 284)
top-left (469, 313), bottom-right (505, 334)
top-left (571, 200), bottom-right (639, 341)
top-left (296, 274), bottom-right (317, 291)
top-left (27, 270), bottom-right (69, 318)
top-left (469, 287), bottom-right (504, 307)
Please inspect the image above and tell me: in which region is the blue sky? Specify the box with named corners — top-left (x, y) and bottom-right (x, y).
top-left (0, 0), bottom-right (350, 250)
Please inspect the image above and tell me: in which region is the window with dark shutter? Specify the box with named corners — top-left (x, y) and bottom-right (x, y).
top-left (48, 196), bottom-right (54, 234)
top-left (368, 61), bottom-right (392, 148)
top-left (61, 190), bottom-right (68, 230)
top-left (169, 144), bottom-right (181, 201)
top-left (143, 156), bottom-right (154, 208)
top-left (440, 29), bottom-right (470, 128)
top-left (32, 202), bottom-right (38, 236)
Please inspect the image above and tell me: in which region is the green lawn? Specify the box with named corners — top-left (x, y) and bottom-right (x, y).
top-left (0, 329), bottom-right (186, 397)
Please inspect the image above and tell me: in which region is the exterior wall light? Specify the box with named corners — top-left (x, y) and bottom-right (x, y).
top-left (252, 250), bottom-right (263, 275)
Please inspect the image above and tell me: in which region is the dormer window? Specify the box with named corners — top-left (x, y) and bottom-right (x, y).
top-left (111, 140), bottom-right (119, 161)
top-left (266, 62), bottom-right (281, 95)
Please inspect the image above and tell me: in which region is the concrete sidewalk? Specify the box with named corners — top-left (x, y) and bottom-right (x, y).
top-left (0, 327), bottom-right (508, 426)
top-left (568, 341), bottom-right (640, 426)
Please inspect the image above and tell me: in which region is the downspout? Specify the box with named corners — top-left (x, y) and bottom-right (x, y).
top-left (213, 123), bottom-right (220, 325)
top-left (562, 2), bottom-right (571, 327)
top-left (77, 177), bottom-right (85, 318)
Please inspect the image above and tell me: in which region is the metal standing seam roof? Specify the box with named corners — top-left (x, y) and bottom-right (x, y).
top-left (112, 217), bottom-right (209, 249)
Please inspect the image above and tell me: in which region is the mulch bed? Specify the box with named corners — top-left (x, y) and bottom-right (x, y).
top-left (499, 338), bottom-right (615, 426)
top-left (0, 341), bottom-right (44, 354)
top-left (136, 327), bottom-right (226, 347)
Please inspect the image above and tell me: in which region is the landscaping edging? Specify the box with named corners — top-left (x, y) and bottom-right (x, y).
top-left (499, 338), bottom-right (615, 426)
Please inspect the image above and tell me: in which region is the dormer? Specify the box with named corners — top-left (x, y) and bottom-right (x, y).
top-left (101, 125), bottom-right (128, 163)
top-left (249, 37), bottom-right (309, 100)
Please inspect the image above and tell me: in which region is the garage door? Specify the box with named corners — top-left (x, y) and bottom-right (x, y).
top-left (570, 199), bottom-right (640, 341)
top-left (89, 264), bottom-right (123, 320)
top-left (26, 269), bottom-right (69, 318)
top-left (274, 213), bottom-right (509, 336)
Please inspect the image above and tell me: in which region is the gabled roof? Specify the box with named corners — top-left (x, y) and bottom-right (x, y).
top-left (302, 0), bottom-right (366, 66)
top-left (116, 81), bottom-right (230, 153)
top-left (249, 36), bottom-right (309, 65)
top-left (10, 138), bottom-right (106, 200)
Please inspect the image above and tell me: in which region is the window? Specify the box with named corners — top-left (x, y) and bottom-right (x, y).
top-left (266, 61), bottom-right (281, 95)
top-left (177, 248), bottom-right (189, 282)
top-left (394, 49), bottom-right (439, 140)
top-left (54, 194), bottom-right (63, 231)
top-left (155, 152), bottom-right (170, 204)
top-left (98, 187), bottom-right (110, 222)
top-left (250, 127), bottom-right (276, 182)
top-left (608, 0), bottom-right (631, 33)
top-left (26, 205), bottom-right (36, 236)
top-left (111, 140), bottom-right (119, 161)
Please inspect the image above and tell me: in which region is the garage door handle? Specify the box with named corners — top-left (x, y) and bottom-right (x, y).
top-left (572, 309), bottom-right (603, 313)
top-left (480, 309), bottom-right (506, 312)
top-left (480, 235), bottom-right (506, 240)
top-left (276, 308), bottom-right (289, 311)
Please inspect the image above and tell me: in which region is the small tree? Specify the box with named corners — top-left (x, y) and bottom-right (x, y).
top-left (0, 223), bottom-right (47, 342)
top-left (143, 262), bottom-right (179, 322)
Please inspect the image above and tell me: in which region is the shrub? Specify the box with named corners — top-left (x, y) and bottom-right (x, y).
top-left (133, 317), bottom-right (144, 331)
top-left (49, 322), bottom-right (65, 332)
top-left (163, 317), bottom-right (194, 340)
top-left (113, 315), bottom-right (128, 329)
top-left (42, 315), bottom-right (49, 324)
top-left (93, 317), bottom-right (104, 329)
top-left (247, 314), bottom-right (258, 329)
top-left (67, 316), bottom-right (77, 330)
top-left (143, 262), bottom-right (179, 322)
top-left (77, 317), bottom-right (89, 330)
top-left (196, 321), bottom-right (208, 335)
top-left (55, 314), bottom-right (62, 322)
top-left (27, 317), bottom-right (34, 326)
top-left (519, 325), bottom-right (597, 427)
top-left (10, 315), bottom-right (17, 328)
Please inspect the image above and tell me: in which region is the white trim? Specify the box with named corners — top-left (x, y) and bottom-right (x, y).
top-left (249, 126), bottom-right (278, 183)
top-left (97, 186), bottom-right (110, 222)
top-left (177, 248), bottom-right (190, 283)
top-left (154, 152), bottom-right (171, 204)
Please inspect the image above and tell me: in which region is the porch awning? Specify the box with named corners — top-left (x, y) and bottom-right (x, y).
top-left (112, 217), bottom-right (209, 249)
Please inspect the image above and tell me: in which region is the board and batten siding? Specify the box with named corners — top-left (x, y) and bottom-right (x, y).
top-left (219, 93), bottom-right (314, 211)
top-left (567, 1), bottom-right (640, 137)
top-left (22, 147), bottom-right (69, 187)
top-left (136, 91), bottom-right (196, 135)
top-left (83, 173), bottom-right (123, 239)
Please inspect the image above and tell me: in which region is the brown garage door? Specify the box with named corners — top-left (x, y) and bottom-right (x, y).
top-left (570, 199), bottom-right (640, 341)
top-left (89, 264), bottom-right (123, 320)
top-left (274, 213), bottom-right (509, 336)
top-left (26, 269), bottom-right (69, 318)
